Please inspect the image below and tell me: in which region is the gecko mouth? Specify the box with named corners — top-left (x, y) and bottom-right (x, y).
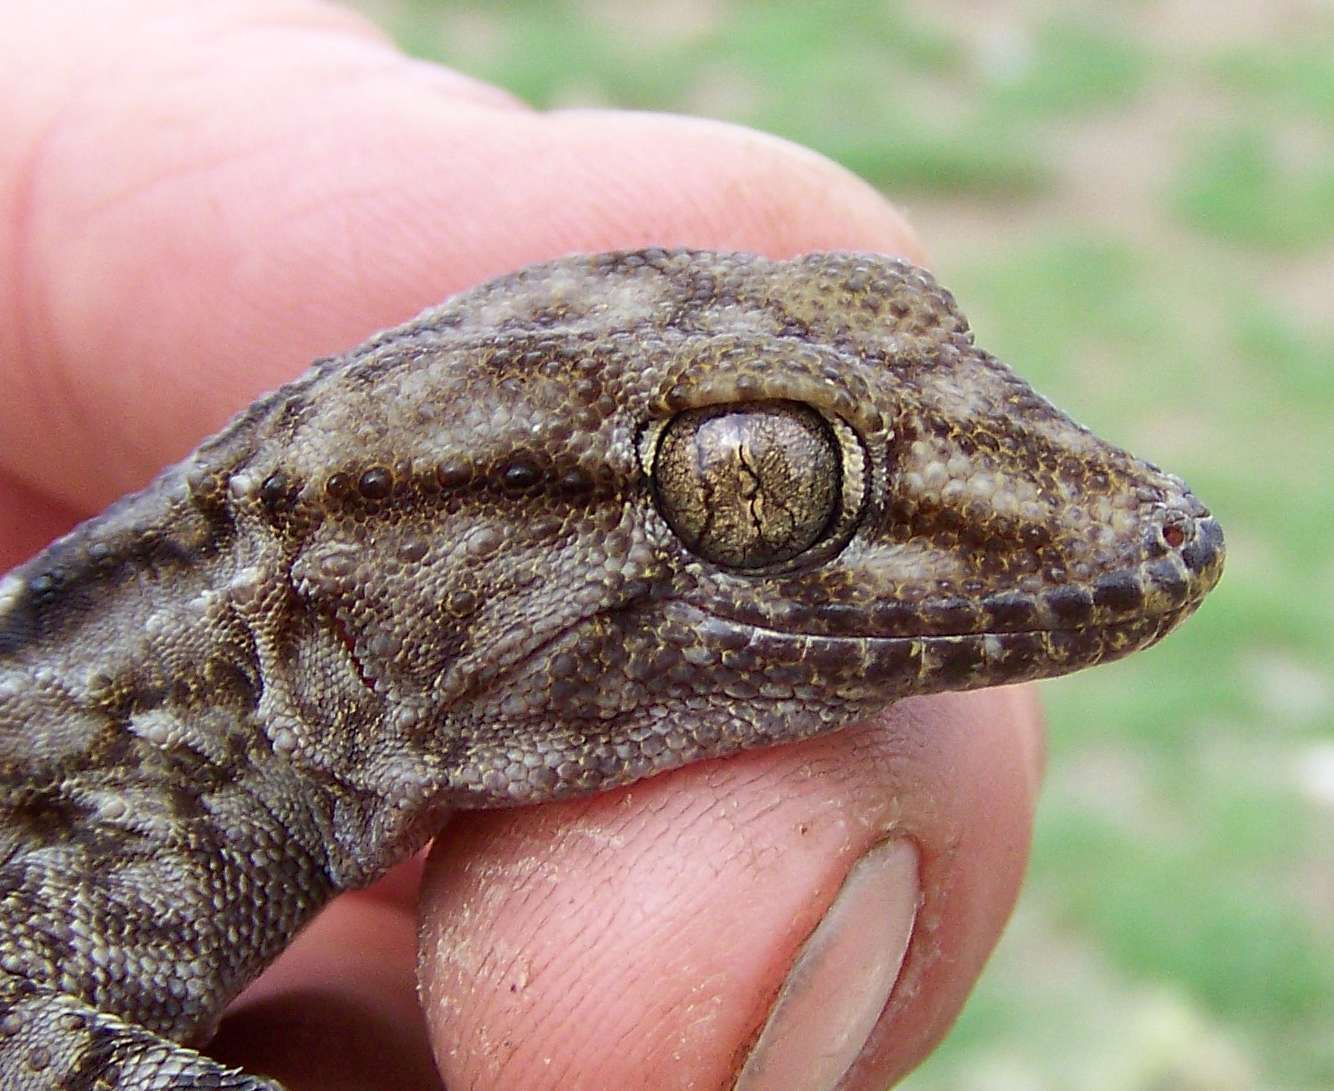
top-left (490, 518), bottom-right (1221, 707)
top-left (680, 601), bottom-right (1197, 698)
top-left (674, 509), bottom-right (1223, 696)
top-left (700, 596), bottom-right (1202, 642)
top-left (696, 513), bottom-right (1224, 645)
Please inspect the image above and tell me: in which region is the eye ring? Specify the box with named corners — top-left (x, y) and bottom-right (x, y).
top-left (642, 400), bottom-right (868, 571)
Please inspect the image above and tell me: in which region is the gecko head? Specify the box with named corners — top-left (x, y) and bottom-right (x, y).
top-left (285, 248), bottom-right (1221, 805)
top-left (625, 251), bottom-right (1224, 710)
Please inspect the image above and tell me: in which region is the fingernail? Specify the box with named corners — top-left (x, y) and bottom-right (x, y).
top-left (734, 838), bottom-right (919, 1091)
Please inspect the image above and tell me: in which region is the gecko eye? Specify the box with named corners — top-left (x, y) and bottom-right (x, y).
top-left (649, 401), bottom-right (847, 569)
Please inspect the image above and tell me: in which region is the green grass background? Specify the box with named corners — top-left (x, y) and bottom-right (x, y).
top-left (347, 2), bottom-right (1333, 1087)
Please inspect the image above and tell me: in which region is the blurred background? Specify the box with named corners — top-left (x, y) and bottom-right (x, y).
top-left (346, 2), bottom-right (1332, 1088)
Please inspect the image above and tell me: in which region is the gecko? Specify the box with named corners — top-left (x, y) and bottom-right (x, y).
top-left (0, 249), bottom-right (1224, 1089)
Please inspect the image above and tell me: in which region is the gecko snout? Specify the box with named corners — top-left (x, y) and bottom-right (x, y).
top-left (1141, 501), bottom-right (1225, 614)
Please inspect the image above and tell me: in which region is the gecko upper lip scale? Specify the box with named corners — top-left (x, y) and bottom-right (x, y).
top-left (694, 509), bottom-right (1224, 642)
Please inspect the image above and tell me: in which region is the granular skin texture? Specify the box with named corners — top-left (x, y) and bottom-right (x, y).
top-left (0, 249), bottom-right (1224, 1088)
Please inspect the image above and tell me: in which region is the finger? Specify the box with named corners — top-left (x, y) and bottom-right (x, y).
top-left (0, 470), bottom-right (83, 573)
top-left (419, 687), bottom-right (1041, 1090)
top-left (0, 3), bottom-right (1036, 1088)
top-left (0, 0), bottom-right (919, 529)
top-left (209, 873), bottom-right (440, 1091)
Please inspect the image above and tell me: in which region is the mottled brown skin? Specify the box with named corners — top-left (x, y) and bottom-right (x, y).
top-left (0, 249), bottom-right (1223, 1089)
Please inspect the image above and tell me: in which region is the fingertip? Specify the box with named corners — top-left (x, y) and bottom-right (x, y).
top-left (524, 110), bottom-right (927, 265)
top-left (215, 882), bottom-right (436, 1091)
top-left (1, 2), bottom-right (920, 513)
top-left (736, 838), bottom-right (920, 1091)
top-left (417, 689), bottom-right (1041, 1090)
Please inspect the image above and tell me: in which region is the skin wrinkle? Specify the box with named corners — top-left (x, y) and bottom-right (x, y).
top-left (464, 845), bottom-right (639, 1088)
top-left (3, 99), bottom-right (88, 504)
top-left (5, 106), bottom-right (917, 513)
top-left (434, 752), bottom-right (859, 1088)
top-left (4, 25), bottom-right (511, 512)
top-left (469, 714), bottom-right (939, 1088)
top-left (605, 848), bottom-right (763, 1077)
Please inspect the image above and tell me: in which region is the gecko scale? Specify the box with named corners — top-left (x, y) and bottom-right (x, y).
top-left (0, 250), bottom-right (1223, 1088)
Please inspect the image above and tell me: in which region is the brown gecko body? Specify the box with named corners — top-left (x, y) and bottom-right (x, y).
top-left (0, 250), bottom-right (1223, 1088)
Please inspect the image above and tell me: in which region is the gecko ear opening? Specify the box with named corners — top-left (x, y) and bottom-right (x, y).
top-left (642, 400), bottom-right (869, 571)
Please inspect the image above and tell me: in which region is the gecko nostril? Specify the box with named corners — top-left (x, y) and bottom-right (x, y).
top-left (1157, 509), bottom-right (1195, 551)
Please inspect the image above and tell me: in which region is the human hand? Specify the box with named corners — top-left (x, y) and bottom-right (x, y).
top-left (0, 2), bottom-right (1043, 1088)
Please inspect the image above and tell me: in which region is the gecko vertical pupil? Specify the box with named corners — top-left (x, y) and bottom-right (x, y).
top-left (653, 401), bottom-right (840, 568)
